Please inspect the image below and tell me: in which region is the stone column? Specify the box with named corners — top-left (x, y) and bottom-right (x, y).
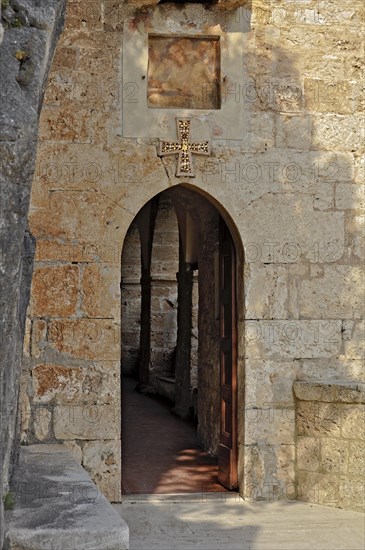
top-left (138, 270), bottom-right (152, 386)
top-left (174, 239), bottom-right (194, 418)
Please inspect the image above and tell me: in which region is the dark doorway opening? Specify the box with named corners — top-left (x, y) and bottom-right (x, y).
top-left (121, 186), bottom-right (238, 494)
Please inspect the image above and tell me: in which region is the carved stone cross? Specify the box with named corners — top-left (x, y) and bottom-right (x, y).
top-left (158, 118), bottom-right (211, 177)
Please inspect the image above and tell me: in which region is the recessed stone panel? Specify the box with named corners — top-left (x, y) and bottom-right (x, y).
top-left (122, 5), bottom-right (248, 139)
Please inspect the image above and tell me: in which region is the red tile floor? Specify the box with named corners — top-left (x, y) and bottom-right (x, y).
top-left (121, 377), bottom-right (228, 495)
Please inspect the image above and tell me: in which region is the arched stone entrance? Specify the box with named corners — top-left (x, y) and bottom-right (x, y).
top-left (120, 184), bottom-right (245, 494)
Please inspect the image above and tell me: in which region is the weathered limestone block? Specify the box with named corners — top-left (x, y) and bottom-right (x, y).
top-left (298, 266), bottom-right (363, 318)
top-left (81, 264), bottom-right (120, 318)
top-left (304, 79), bottom-right (359, 115)
top-left (299, 358), bottom-right (365, 383)
top-left (341, 404), bottom-right (365, 440)
top-left (271, 1), bottom-right (364, 28)
top-left (312, 114), bottom-right (365, 151)
top-left (295, 380), bottom-right (365, 511)
top-left (30, 319), bottom-right (47, 358)
top-left (4, 445), bottom-right (129, 549)
top-left (246, 320), bottom-right (342, 359)
top-left (243, 443), bottom-right (295, 501)
top-left (33, 407), bottom-right (51, 441)
top-left (83, 440), bottom-right (121, 502)
top-left (275, 444), bottom-right (296, 496)
top-left (35, 239), bottom-right (120, 264)
top-left (348, 441), bottom-right (365, 476)
top-left (351, 214), bottom-right (365, 260)
top-left (199, 151), bottom-right (352, 213)
top-left (336, 183), bottom-right (365, 211)
top-left (354, 155), bottom-right (365, 185)
top-left (339, 478), bottom-right (365, 511)
top-left (254, 75), bottom-right (303, 112)
top-left (48, 319), bottom-right (120, 360)
top-left (244, 264), bottom-right (288, 319)
top-left (245, 359), bottom-right (300, 408)
top-left (297, 471), bottom-right (340, 508)
top-left (54, 404), bottom-right (119, 440)
top-left (29, 190), bottom-right (123, 248)
top-left (302, 54), bottom-right (345, 80)
top-left (275, 114), bottom-right (312, 150)
top-left (20, 390), bottom-right (31, 436)
top-left (245, 407), bottom-right (294, 445)
top-left (39, 106), bottom-right (92, 143)
top-left (344, 320), bottom-right (365, 359)
top-left (321, 439), bottom-right (348, 474)
top-left (33, 143), bottom-right (116, 193)
top-left (32, 362), bottom-right (119, 404)
top-left (296, 401), bottom-right (342, 438)
top-left (238, 195), bottom-right (345, 264)
top-left (30, 265), bottom-right (79, 317)
top-left (293, 380), bottom-right (365, 404)
top-left (297, 437), bottom-right (320, 472)
top-left (241, 111), bottom-right (275, 153)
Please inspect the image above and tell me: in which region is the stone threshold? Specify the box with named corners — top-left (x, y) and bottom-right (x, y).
top-left (119, 492), bottom-right (240, 503)
top-left (4, 445), bottom-right (129, 550)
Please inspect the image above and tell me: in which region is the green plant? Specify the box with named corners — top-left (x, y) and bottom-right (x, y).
top-left (11, 18), bottom-right (22, 28)
top-left (1, 0), bottom-right (10, 9)
top-left (15, 50), bottom-right (29, 61)
top-left (3, 492), bottom-right (15, 511)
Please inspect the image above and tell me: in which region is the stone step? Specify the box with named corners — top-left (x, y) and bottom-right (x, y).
top-left (4, 445), bottom-right (129, 550)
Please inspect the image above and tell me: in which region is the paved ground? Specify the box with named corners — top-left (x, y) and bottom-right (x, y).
top-left (114, 494), bottom-right (365, 550)
top-left (122, 377), bottom-right (225, 494)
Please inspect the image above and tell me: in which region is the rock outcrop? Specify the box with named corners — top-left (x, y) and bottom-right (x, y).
top-left (0, 1), bottom-right (66, 546)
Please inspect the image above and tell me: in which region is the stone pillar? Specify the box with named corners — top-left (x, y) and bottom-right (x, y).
top-left (136, 198), bottom-right (159, 387)
top-left (138, 271), bottom-right (152, 386)
top-left (190, 274), bottom-right (199, 411)
top-left (174, 240), bottom-right (194, 418)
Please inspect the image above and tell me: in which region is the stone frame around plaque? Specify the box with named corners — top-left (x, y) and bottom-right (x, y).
top-left (121, 5), bottom-right (248, 140)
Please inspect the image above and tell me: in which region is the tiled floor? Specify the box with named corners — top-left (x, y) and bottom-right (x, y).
top-left (121, 377), bottom-right (227, 495)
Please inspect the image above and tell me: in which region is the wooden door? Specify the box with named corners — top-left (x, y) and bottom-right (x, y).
top-left (218, 217), bottom-right (238, 490)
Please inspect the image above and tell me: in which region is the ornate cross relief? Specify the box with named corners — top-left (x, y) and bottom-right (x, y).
top-left (158, 118), bottom-right (211, 177)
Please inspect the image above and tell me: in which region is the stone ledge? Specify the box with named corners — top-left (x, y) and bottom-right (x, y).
top-left (4, 445), bottom-right (129, 550)
top-left (293, 380), bottom-right (365, 404)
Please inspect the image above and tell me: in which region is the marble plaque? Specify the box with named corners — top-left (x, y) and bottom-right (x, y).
top-left (147, 36), bottom-right (220, 110)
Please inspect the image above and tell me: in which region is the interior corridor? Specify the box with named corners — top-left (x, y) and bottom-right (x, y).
top-left (122, 377), bottom-right (228, 495)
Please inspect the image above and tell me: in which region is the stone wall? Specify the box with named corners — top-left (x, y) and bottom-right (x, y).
top-left (0, 1), bottom-right (66, 546)
top-left (22, 0), bottom-right (364, 502)
top-left (294, 381), bottom-right (365, 512)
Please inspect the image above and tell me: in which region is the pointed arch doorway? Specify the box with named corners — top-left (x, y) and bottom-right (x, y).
top-left (121, 185), bottom-right (241, 494)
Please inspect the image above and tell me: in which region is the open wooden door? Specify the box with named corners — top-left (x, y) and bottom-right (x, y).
top-left (218, 216), bottom-right (238, 490)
